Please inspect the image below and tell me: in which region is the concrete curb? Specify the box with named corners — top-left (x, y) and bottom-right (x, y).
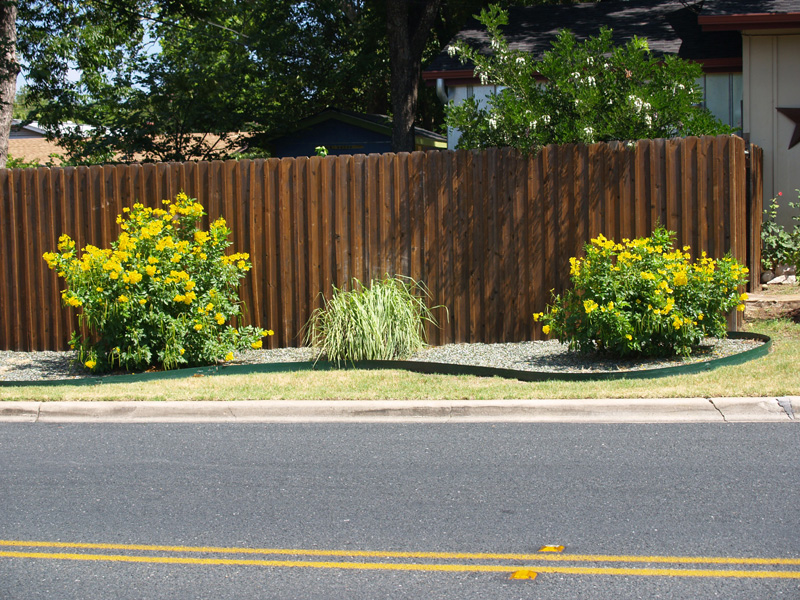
top-left (0, 397), bottom-right (797, 423)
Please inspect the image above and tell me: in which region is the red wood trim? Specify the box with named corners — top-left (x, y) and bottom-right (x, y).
top-left (699, 13), bottom-right (800, 31)
top-left (698, 57), bottom-right (743, 73)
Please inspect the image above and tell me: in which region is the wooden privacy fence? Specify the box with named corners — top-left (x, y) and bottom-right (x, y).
top-left (0, 134), bottom-right (762, 351)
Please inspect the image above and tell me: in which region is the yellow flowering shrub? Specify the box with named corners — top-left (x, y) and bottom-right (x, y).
top-left (534, 227), bottom-right (750, 357)
top-left (43, 192), bottom-right (274, 372)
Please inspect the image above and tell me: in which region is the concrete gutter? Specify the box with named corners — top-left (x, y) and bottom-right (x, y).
top-left (0, 397), bottom-right (797, 424)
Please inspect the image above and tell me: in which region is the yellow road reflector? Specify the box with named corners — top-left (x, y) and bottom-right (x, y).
top-left (509, 569), bottom-right (538, 580)
top-left (539, 545), bottom-right (565, 553)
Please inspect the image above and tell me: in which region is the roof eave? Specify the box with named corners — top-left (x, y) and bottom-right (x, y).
top-left (699, 13), bottom-right (800, 31)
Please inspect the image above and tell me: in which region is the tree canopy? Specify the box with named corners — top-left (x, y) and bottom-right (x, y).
top-left (10, 0), bottom-right (582, 164)
top-left (18, 0), bottom-right (390, 162)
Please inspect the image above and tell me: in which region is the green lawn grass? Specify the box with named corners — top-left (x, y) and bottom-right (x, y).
top-left (2, 319), bottom-right (797, 402)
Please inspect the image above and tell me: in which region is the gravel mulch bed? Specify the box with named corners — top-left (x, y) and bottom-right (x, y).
top-left (0, 337), bottom-right (765, 383)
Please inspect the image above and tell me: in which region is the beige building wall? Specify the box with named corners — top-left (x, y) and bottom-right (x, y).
top-left (743, 32), bottom-right (800, 228)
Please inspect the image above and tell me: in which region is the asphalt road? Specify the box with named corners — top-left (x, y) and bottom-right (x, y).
top-left (1, 423), bottom-right (798, 599)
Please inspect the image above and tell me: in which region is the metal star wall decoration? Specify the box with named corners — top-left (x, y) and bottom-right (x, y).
top-left (777, 107), bottom-right (800, 150)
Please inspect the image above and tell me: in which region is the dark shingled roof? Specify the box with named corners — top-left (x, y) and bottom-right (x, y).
top-left (702, 0), bottom-right (800, 15)
top-left (426, 0), bottom-right (743, 74)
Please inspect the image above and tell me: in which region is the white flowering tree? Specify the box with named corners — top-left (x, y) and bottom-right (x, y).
top-left (445, 5), bottom-right (732, 153)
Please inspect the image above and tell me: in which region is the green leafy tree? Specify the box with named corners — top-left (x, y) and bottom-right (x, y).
top-left (18, 0), bottom-right (308, 163)
top-left (12, 1), bottom-right (560, 164)
top-left (446, 5), bottom-right (732, 153)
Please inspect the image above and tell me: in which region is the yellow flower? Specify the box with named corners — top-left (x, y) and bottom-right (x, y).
top-left (251, 340), bottom-right (263, 349)
top-left (739, 292), bottom-right (749, 302)
top-left (174, 293), bottom-right (186, 303)
top-left (583, 299), bottom-right (598, 314)
top-left (85, 359), bottom-right (97, 369)
top-left (698, 313), bottom-right (704, 321)
top-left (541, 325), bottom-right (551, 335)
top-left (139, 298), bottom-right (147, 305)
top-left (215, 313), bottom-right (225, 325)
top-left (625, 334), bottom-right (632, 340)
top-left (569, 257), bottom-right (581, 276)
top-left (145, 265), bottom-right (157, 277)
top-left (533, 312), bottom-right (543, 322)
top-left (673, 271), bottom-right (688, 286)
top-left (261, 329), bottom-right (274, 336)
top-left (96, 287), bottom-right (104, 293)
top-left (194, 323), bottom-right (203, 331)
top-left (179, 348), bottom-right (185, 355)
top-left (225, 352), bottom-right (234, 361)
top-left (737, 304), bottom-right (746, 312)
top-left (117, 295), bottom-right (129, 303)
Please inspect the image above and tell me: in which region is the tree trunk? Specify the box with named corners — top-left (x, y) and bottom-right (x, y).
top-left (386, 0), bottom-right (441, 153)
top-left (0, 0), bottom-right (19, 169)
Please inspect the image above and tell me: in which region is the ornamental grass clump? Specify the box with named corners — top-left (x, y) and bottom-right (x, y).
top-left (304, 276), bottom-right (439, 363)
top-left (535, 227), bottom-right (750, 357)
top-left (43, 192), bottom-right (273, 373)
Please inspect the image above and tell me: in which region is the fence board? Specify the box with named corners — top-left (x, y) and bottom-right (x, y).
top-left (0, 136), bottom-right (762, 351)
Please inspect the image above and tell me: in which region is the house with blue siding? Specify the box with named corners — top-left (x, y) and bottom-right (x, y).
top-left (268, 108), bottom-right (447, 158)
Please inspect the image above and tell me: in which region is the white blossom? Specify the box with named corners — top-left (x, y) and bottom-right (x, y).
top-left (571, 71), bottom-right (581, 79)
top-left (516, 56), bottom-right (526, 65)
top-left (479, 72), bottom-right (489, 85)
top-left (446, 45), bottom-right (457, 58)
top-left (586, 56), bottom-right (594, 65)
top-left (491, 39), bottom-right (500, 50)
top-left (584, 126), bottom-right (594, 140)
top-left (541, 114), bottom-right (551, 124)
top-left (489, 117), bottom-right (498, 129)
top-left (629, 95), bottom-right (645, 113)
top-left (585, 76), bottom-right (596, 86)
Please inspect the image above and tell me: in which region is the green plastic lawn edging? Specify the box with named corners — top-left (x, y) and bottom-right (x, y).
top-left (0, 332), bottom-right (771, 388)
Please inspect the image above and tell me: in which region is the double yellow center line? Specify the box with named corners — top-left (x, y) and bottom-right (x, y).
top-left (2, 540), bottom-right (799, 579)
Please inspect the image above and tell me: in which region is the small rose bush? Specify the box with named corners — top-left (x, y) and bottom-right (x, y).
top-left (43, 192), bottom-right (273, 372)
top-left (535, 227), bottom-right (750, 357)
